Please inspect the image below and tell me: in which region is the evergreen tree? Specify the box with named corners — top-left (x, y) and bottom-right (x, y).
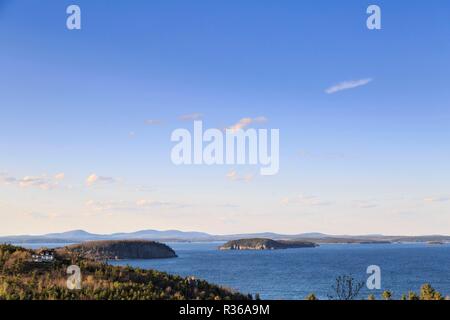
top-left (306, 293), bottom-right (318, 300)
top-left (381, 290), bottom-right (392, 300)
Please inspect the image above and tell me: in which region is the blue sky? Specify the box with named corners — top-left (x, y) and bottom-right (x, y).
top-left (1, 0), bottom-right (449, 235)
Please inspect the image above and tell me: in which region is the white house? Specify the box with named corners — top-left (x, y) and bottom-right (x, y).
top-left (32, 250), bottom-right (55, 263)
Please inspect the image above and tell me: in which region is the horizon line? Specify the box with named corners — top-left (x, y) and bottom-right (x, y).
top-left (1, 228), bottom-right (449, 238)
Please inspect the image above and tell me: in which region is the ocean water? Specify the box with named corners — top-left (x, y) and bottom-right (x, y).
top-left (15, 242), bottom-right (450, 300)
top-left (109, 242), bottom-right (450, 300)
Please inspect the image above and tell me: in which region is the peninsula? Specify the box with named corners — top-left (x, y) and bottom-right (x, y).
top-left (58, 240), bottom-right (177, 260)
top-left (0, 243), bottom-right (249, 300)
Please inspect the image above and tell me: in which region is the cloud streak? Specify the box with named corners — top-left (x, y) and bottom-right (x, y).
top-left (86, 198), bottom-right (184, 213)
top-left (227, 116), bottom-right (267, 133)
top-left (325, 78), bottom-right (373, 94)
top-left (226, 169), bottom-right (253, 182)
top-left (23, 212), bottom-right (61, 219)
top-left (145, 119), bottom-right (162, 126)
top-left (281, 194), bottom-right (333, 207)
top-left (0, 172), bottom-right (64, 190)
top-left (86, 174), bottom-right (116, 186)
top-left (424, 196), bottom-right (450, 203)
top-left (178, 113), bottom-right (203, 121)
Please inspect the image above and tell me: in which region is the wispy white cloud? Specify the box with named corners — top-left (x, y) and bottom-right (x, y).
top-left (145, 119), bottom-right (162, 126)
top-left (226, 169), bottom-right (254, 182)
top-left (178, 113), bottom-right (203, 121)
top-left (86, 174), bottom-right (116, 187)
top-left (86, 198), bottom-right (183, 213)
top-left (85, 200), bottom-right (132, 212)
top-left (358, 203), bottom-right (378, 209)
top-left (281, 194), bottom-right (333, 207)
top-left (0, 173), bottom-right (63, 190)
top-left (0, 173), bottom-right (16, 184)
top-left (325, 78), bottom-right (373, 94)
top-left (216, 203), bottom-right (240, 209)
top-left (23, 212), bottom-right (61, 219)
top-left (298, 150), bottom-right (346, 160)
top-left (356, 200), bottom-right (378, 209)
top-left (136, 199), bottom-right (173, 208)
top-left (19, 176), bottom-right (51, 189)
top-left (227, 116), bottom-right (267, 133)
top-left (424, 196), bottom-right (450, 203)
top-left (54, 173), bottom-right (65, 180)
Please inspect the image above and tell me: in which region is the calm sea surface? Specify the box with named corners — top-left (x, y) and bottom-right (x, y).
top-left (17, 242), bottom-right (450, 300)
top-left (111, 242), bottom-right (450, 300)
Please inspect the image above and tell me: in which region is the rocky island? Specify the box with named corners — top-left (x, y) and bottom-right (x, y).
top-left (427, 241), bottom-right (445, 245)
top-left (58, 240), bottom-right (177, 260)
top-left (219, 238), bottom-right (318, 250)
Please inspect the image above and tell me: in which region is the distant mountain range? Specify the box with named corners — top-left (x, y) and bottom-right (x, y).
top-left (0, 229), bottom-right (211, 243)
top-left (1, 229), bottom-right (449, 244)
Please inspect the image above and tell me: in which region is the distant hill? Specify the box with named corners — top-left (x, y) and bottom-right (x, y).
top-left (0, 229), bottom-right (212, 243)
top-left (45, 230), bottom-right (100, 240)
top-left (215, 232), bottom-right (329, 241)
top-left (0, 229), bottom-right (449, 244)
top-left (108, 230), bottom-right (211, 240)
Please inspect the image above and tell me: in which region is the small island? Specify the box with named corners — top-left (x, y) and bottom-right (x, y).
top-left (58, 240), bottom-right (177, 260)
top-left (427, 241), bottom-right (444, 245)
top-left (219, 238), bottom-right (318, 251)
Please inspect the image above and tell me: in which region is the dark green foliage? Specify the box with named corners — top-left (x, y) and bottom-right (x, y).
top-left (381, 290), bottom-right (392, 300)
top-left (306, 293), bottom-right (318, 300)
top-left (327, 275), bottom-right (364, 300)
top-left (60, 240), bottom-right (177, 260)
top-left (0, 244), bottom-right (249, 300)
top-left (419, 283), bottom-right (443, 300)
